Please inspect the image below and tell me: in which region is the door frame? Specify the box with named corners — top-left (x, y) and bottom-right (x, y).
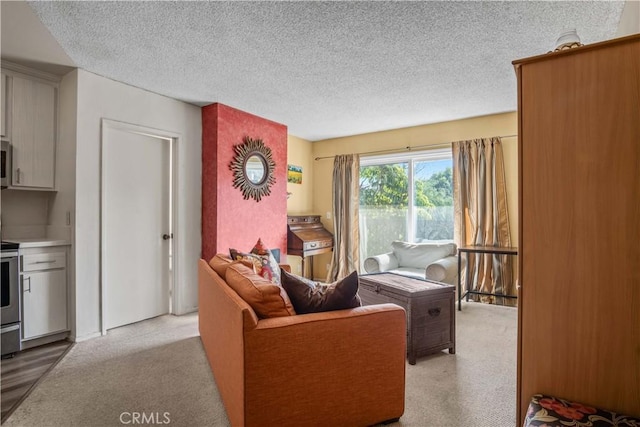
top-left (99, 119), bottom-right (179, 335)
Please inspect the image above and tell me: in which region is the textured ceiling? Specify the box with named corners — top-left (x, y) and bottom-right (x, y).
top-left (27, 1), bottom-right (624, 141)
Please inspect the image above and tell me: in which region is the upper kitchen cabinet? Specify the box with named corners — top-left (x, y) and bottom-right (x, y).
top-left (1, 72), bottom-right (7, 139)
top-left (10, 75), bottom-right (57, 189)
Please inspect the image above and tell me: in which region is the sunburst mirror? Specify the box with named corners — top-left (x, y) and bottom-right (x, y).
top-left (230, 136), bottom-right (276, 202)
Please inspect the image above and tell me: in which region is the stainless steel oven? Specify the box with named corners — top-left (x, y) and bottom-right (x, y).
top-left (1, 242), bottom-right (21, 357)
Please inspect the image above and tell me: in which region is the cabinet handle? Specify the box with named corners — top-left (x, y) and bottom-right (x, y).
top-left (16, 168), bottom-right (20, 184)
top-left (428, 308), bottom-right (441, 317)
top-left (33, 260), bottom-right (55, 264)
top-left (24, 276), bottom-right (31, 293)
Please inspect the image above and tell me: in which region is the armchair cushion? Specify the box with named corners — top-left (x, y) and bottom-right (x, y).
top-left (391, 241), bottom-right (457, 269)
top-left (425, 255), bottom-right (459, 283)
top-left (363, 241), bottom-right (459, 285)
top-left (393, 268), bottom-right (426, 280)
top-left (363, 252), bottom-right (399, 273)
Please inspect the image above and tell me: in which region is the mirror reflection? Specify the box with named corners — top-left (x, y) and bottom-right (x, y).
top-left (245, 154), bottom-right (266, 184)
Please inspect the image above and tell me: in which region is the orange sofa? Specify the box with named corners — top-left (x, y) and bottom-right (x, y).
top-left (198, 258), bottom-right (407, 427)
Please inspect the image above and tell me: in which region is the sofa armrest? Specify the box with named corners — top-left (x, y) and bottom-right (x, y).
top-left (425, 255), bottom-right (459, 284)
top-left (363, 252), bottom-right (399, 273)
top-left (243, 304), bottom-right (406, 426)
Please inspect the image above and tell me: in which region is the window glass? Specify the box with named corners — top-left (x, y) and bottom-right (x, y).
top-left (413, 159), bottom-right (453, 241)
top-left (359, 149), bottom-right (453, 268)
top-left (359, 162), bottom-right (409, 261)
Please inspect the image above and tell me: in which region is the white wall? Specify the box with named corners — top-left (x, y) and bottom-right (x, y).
top-left (74, 70), bottom-right (201, 340)
top-left (0, 191), bottom-right (50, 230)
top-left (616, 0), bottom-right (640, 37)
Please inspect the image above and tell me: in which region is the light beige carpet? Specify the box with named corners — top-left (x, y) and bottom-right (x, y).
top-left (4, 301), bottom-right (516, 427)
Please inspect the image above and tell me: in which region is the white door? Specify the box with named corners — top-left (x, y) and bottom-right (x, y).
top-left (103, 125), bottom-right (171, 330)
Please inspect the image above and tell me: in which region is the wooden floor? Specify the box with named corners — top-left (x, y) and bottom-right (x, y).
top-left (1, 340), bottom-right (72, 423)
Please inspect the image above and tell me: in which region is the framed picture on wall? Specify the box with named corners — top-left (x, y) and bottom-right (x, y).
top-left (288, 164), bottom-right (302, 184)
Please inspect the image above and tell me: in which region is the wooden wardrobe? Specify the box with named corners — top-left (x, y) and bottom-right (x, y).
top-left (514, 34), bottom-right (640, 424)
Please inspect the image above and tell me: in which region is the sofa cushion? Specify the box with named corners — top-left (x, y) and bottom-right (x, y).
top-left (209, 254), bottom-right (255, 279)
top-left (225, 263), bottom-right (296, 318)
top-left (280, 269), bottom-right (362, 314)
top-left (230, 239), bottom-right (281, 284)
top-left (391, 241), bottom-right (456, 269)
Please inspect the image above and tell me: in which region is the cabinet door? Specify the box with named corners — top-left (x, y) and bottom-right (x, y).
top-left (11, 76), bottom-right (56, 188)
top-left (22, 270), bottom-right (67, 339)
top-left (516, 36), bottom-right (640, 421)
top-left (1, 72), bottom-right (6, 138)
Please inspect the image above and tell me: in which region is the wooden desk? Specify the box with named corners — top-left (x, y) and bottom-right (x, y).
top-left (457, 245), bottom-right (518, 311)
top-left (287, 215), bottom-right (333, 279)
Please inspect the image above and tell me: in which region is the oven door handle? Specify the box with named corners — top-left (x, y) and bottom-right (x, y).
top-left (0, 323), bottom-right (20, 333)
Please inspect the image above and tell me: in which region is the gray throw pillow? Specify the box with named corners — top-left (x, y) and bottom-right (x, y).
top-left (280, 269), bottom-right (361, 314)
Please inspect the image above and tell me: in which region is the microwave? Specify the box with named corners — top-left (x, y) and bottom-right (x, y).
top-left (1, 140), bottom-right (10, 188)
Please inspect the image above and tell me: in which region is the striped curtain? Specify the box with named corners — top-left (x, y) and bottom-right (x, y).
top-left (453, 137), bottom-right (516, 306)
top-left (327, 154), bottom-right (360, 282)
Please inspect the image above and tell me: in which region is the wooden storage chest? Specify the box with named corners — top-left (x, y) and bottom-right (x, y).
top-left (359, 273), bottom-right (455, 364)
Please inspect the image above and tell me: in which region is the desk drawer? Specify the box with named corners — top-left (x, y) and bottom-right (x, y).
top-left (22, 252), bottom-right (66, 271)
top-left (303, 240), bottom-right (332, 251)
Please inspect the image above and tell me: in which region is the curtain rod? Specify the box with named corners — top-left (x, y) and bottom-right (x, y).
top-left (314, 134), bottom-right (518, 161)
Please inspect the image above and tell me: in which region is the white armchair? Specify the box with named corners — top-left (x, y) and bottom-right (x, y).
top-left (363, 241), bottom-right (460, 285)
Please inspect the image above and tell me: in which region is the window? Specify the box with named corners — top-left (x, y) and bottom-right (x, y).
top-left (359, 148), bottom-right (453, 265)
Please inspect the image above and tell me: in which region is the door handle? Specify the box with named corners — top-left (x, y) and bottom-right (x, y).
top-left (162, 233), bottom-right (173, 240)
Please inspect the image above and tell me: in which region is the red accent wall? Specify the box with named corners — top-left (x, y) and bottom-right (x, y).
top-left (202, 103), bottom-right (288, 261)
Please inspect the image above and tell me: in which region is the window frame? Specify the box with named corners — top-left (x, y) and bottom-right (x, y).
top-left (360, 147), bottom-right (452, 243)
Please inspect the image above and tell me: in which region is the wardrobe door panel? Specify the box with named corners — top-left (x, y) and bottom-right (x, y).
top-left (516, 36), bottom-right (640, 423)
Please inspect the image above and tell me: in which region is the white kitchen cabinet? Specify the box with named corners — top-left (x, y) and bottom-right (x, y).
top-left (22, 269), bottom-right (67, 339)
top-left (20, 248), bottom-right (68, 341)
top-left (11, 75), bottom-right (56, 189)
top-left (1, 72), bottom-right (7, 138)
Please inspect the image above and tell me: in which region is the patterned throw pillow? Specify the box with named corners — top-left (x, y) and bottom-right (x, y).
top-left (280, 269), bottom-right (362, 314)
top-left (229, 238), bottom-right (281, 284)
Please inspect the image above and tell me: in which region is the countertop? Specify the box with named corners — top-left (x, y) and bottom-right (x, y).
top-left (4, 238), bottom-right (71, 248)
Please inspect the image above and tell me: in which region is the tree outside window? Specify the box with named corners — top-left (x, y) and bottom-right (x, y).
top-left (359, 150), bottom-right (453, 264)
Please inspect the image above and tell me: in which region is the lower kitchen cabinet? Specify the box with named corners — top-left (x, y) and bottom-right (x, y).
top-left (22, 269), bottom-right (67, 339)
top-left (20, 246), bottom-right (68, 342)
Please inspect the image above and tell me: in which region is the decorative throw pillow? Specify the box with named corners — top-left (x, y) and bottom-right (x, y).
top-left (225, 263), bottom-right (296, 318)
top-left (280, 269), bottom-right (362, 314)
top-left (229, 238), bottom-right (281, 284)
